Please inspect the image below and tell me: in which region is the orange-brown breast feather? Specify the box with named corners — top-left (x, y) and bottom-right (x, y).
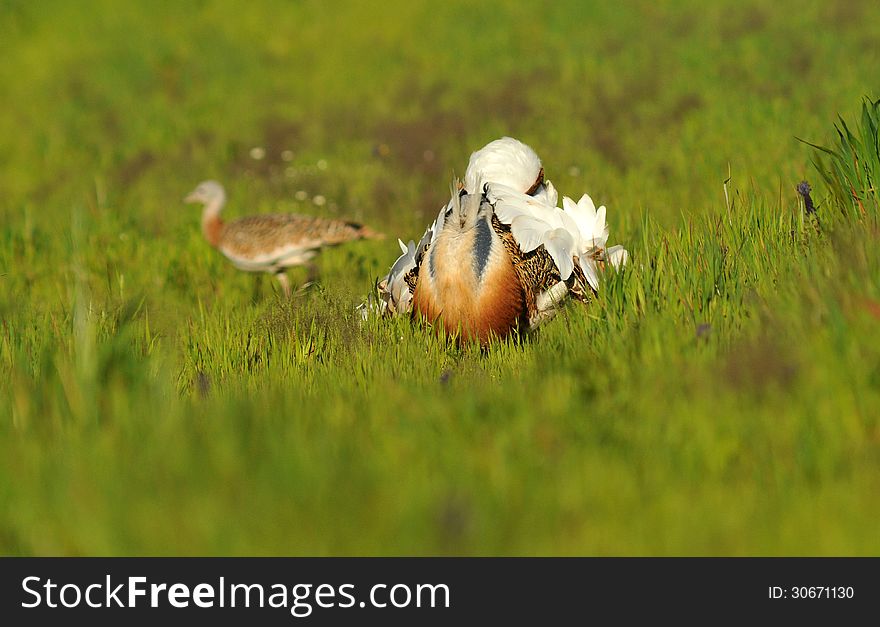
top-left (472, 252), bottom-right (525, 343)
top-left (412, 225), bottom-right (525, 345)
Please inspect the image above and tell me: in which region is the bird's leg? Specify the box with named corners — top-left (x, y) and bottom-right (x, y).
top-left (275, 272), bottom-right (292, 298)
top-left (297, 263), bottom-right (318, 292)
top-left (306, 262), bottom-right (319, 286)
top-left (250, 274), bottom-right (264, 303)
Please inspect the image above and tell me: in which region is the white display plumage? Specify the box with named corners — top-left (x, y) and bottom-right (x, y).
top-left (561, 193), bottom-right (628, 291)
top-left (487, 182), bottom-right (628, 287)
top-left (464, 137), bottom-right (543, 194)
top-left (486, 183), bottom-right (579, 280)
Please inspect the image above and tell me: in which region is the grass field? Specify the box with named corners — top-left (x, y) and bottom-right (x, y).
top-left (1, 0), bottom-right (879, 555)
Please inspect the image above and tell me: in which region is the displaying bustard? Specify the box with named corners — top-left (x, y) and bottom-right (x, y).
top-left (369, 137), bottom-right (628, 344)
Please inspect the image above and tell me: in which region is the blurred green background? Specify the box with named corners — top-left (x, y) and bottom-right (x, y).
top-left (1, 0), bottom-right (879, 555)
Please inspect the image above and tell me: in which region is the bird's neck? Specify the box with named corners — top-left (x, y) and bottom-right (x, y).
top-left (201, 199), bottom-right (225, 247)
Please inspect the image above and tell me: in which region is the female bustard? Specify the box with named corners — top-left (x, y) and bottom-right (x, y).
top-left (186, 181), bottom-right (383, 296)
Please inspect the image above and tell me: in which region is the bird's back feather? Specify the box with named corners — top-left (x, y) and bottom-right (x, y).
top-left (218, 213), bottom-right (380, 272)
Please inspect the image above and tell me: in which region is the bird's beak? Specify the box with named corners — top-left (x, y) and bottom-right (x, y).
top-left (184, 192), bottom-right (198, 203)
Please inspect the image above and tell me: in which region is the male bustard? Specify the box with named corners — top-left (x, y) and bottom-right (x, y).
top-left (370, 137), bottom-right (628, 344)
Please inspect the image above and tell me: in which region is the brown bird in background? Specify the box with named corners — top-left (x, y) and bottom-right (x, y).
top-left (185, 180), bottom-right (383, 296)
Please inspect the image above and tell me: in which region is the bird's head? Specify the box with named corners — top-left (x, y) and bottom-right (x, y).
top-left (185, 180), bottom-right (226, 207)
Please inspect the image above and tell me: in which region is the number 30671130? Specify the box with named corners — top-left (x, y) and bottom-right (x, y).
top-left (771, 586), bottom-right (855, 599)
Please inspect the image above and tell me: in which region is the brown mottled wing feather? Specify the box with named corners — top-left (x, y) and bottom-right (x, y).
top-left (491, 214), bottom-right (562, 320)
top-left (566, 262), bottom-right (591, 302)
top-left (490, 214), bottom-right (593, 312)
top-left (222, 213), bottom-right (379, 257)
top-left (403, 267), bottom-right (419, 294)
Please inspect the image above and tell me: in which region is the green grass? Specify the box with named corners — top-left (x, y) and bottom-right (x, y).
top-left (1, 0), bottom-right (880, 555)
top-left (803, 96), bottom-right (880, 219)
